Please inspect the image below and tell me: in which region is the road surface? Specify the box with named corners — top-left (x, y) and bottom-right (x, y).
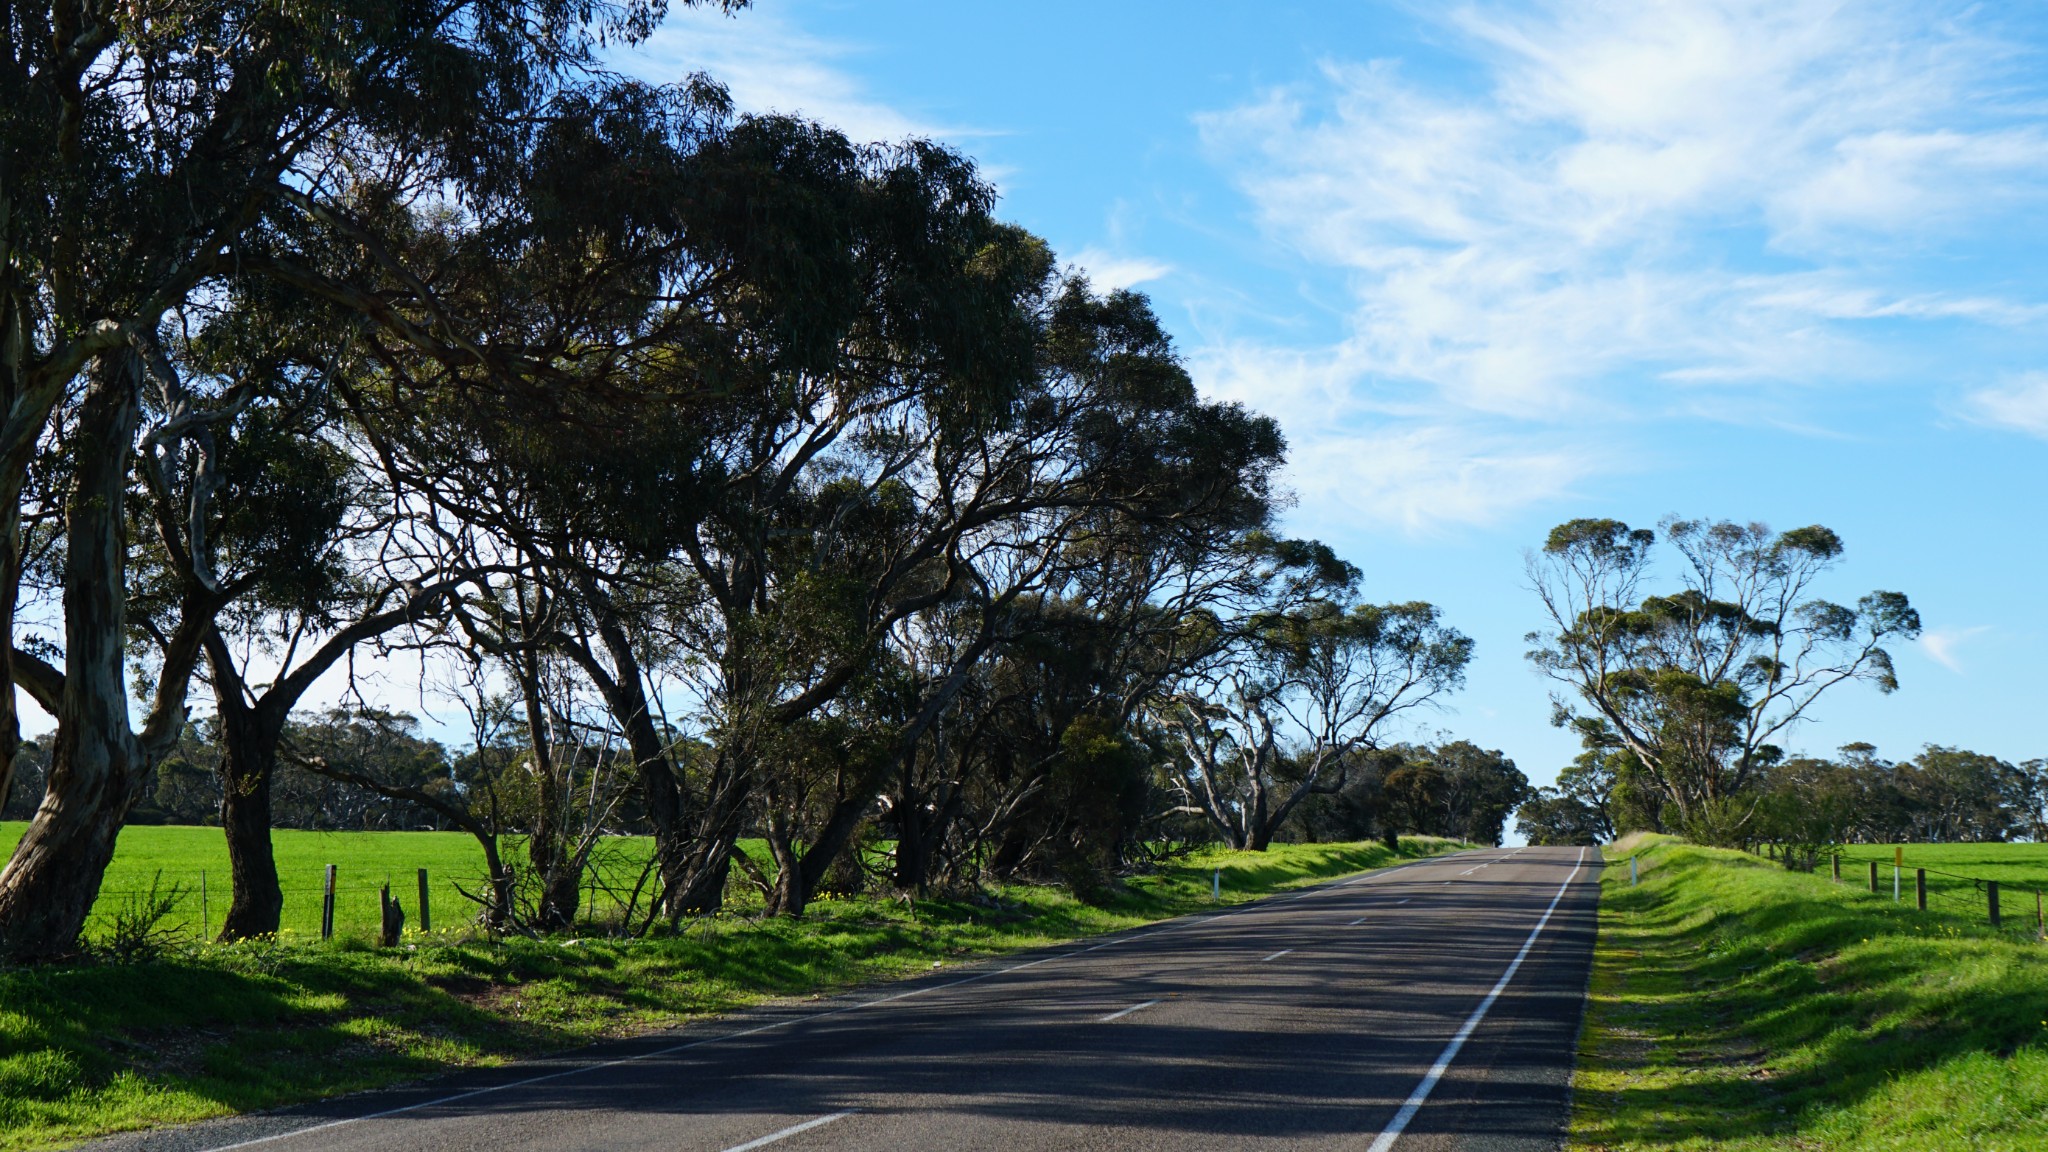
top-left (87, 845), bottom-right (1600, 1152)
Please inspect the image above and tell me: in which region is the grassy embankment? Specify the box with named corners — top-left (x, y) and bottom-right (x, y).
top-left (1572, 835), bottom-right (2048, 1151)
top-left (0, 829), bottom-right (1466, 1150)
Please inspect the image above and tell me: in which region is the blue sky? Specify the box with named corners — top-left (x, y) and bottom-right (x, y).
top-left (622, 0), bottom-right (2048, 791)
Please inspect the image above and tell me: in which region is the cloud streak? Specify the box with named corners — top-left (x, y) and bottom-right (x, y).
top-left (1920, 625), bottom-right (1991, 674)
top-left (1194, 0), bottom-right (2048, 532)
top-left (624, 6), bottom-right (953, 146)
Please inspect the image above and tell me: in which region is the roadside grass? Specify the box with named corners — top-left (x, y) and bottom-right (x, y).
top-left (0, 835), bottom-right (1465, 1150)
top-left (1572, 837), bottom-right (2048, 1152)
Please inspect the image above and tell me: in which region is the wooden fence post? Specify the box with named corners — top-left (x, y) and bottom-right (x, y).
top-left (1916, 868), bottom-right (1926, 910)
top-left (200, 871), bottom-right (209, 939)
top-left (417, 868), bottom-right (431, 935)
top-left (1989, 881), bottom-right (2001, 929)
top-left (378, 884), bottom-right (403, 946)
top-left (1869, 860), bottom-right (1879, 894)
top-left (1832, 855), bottom-right (1841, 882)
top-left (321, 864), bottom-right (337, 940)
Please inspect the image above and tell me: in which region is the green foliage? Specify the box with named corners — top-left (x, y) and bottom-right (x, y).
top-left (1751, 744), bottom-right (2048, 850)
top-left (1528, 515), bottom-right (1918, 842)
top-left (1573, 839), bottom-right (2048, 1151)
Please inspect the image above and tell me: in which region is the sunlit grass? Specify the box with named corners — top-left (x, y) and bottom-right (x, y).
top-left (1572, 837), bottom-right (2048, 1151)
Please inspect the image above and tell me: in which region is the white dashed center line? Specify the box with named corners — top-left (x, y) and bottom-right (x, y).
top-left (719, 1111), bottom-right (857, 1152)
top-left (1098, 999), bottom-right (1163, 1022)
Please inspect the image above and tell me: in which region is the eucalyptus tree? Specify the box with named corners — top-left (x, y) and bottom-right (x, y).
top-left (0, 0), bottom-right (743, 960)
top-left (735, 281), bottom-right (1295, 914)
top-left (120, 320), bottom-right (467, 939)
top-left (1525, 516), bottom-right (1919, 841)
top-left (1162, 586), bottom-right (1474, 852)
top-left (332, 106), bottom-right (1054, 917)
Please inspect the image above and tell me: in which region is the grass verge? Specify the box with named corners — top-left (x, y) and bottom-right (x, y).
top-left (1571, 836), bottom-right (2048, 1151)
top-left (0, 836), bottom-right (1462, 1150)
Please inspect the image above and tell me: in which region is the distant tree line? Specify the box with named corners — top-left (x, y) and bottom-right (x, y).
top-left (0, 1), bottom-right (1503, 960)
top-left (1518, 741), bottom-right (2048, 848)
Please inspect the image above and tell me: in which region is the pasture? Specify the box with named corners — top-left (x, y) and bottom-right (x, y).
top-left (1826, 842), bottom-right (2048, 930)
top-left (0, 824), bottom-right (659, 941)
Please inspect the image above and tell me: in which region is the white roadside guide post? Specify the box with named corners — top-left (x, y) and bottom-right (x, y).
top-left (1213, 869), bottom-right (1221, 901)
top-left (1894, 846), bottom-right (1902, 903)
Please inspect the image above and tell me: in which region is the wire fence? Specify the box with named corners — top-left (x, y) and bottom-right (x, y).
top-left (79, 847), bottom-right (667, 943)
top-left (1738, 842), bottom-right (2048, 943)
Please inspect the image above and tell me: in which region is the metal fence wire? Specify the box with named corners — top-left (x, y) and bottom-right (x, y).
top-left (79, 851), bottom-right (663, 942)
top-left (1740, 844), bottom-right (2048, 943)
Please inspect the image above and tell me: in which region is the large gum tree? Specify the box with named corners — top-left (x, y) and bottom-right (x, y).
top-left (0, 0), bottom-right (742, 961)
top-left (1525, 516), bottom-right (1920, 842)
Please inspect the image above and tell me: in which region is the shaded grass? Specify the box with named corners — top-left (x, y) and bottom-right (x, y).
top-left (1572, 837), bottom-right (2048, 1151)
top-left (0, 836), bottom-right (1464, 1150)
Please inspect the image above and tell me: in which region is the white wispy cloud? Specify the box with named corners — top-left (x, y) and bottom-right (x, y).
top-left (1068, 247), bottom-right (1173, 292)
top-left (623, 6), bottom-right (952, 145)
top-left (1193, 0), bottom-right (2048, 532)
top-left (1919, 625), bottom-right (1991, 674)
top-left (1960, 372), bottom-right (2048, 438)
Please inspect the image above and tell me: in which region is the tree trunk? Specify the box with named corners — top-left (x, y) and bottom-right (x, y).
top-left (0, 502), bottom-right (21, 817)
top-left (763, 813), bottom-right (804, 917)
top-left (666, 756), bottom-right (747, 917)
top-left (216, 704), bottom-right (285, 940)
top-left (575, 591), bottom-right (694, 920)
top-left (892, 787), bottom-right (928, 891)
top-left (0, 355), bottom-right (145, 960)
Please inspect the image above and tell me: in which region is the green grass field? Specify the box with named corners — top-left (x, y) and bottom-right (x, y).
top-left (0, 823), bottom-right (591, 941)
top-left (1572, 836), bottom-right (2048, 1151)
top-left (1825, 842), bottom-right (2048, 926)
top-left (0, 832), bottom-right (1469, 1150)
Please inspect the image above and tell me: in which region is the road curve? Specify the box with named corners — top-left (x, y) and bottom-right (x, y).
top-left (84, 845), bottom-right (1600, 1152)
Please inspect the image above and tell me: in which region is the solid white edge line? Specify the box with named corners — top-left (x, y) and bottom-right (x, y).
top-left (1098, 998), bottom-right (1164, 1022)
top-left (718, 1110), bottom-right (857, 1152)
top-left (1259, 949), bottom-right (1293, 962)
top-left (1365, 847), bottom-right (1588, 1152)
top-left (1348, 917), bottom-right (1368, 926)
top-left (191, 848), bottom-right (1477, 1152)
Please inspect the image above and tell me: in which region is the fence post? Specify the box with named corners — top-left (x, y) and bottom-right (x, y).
top-left (1832, 854), bottom-right (1841, 882)
top-left (321, 864), bottom-right (337, 941)
top-left (1631, 855), bottom-right (1639, 886)
top-left (200, 871), bottom-right (209, 939)
top-left (1916, 868), bottom-right (1927, 910)
top-left (417, 868), bottom-right (431, 935)
top-left (2036, 890), bottom-right (2043, 941)
top-left (1989, 881), bottom-right (2001, 929)
top-left (378, 884), bottom-right (403, 946)
top-left (1869, 860), bottom-right (1879, 894)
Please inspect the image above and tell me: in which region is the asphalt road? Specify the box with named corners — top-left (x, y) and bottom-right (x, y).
top-left (86, 845), bottom-right (1601, 1152)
